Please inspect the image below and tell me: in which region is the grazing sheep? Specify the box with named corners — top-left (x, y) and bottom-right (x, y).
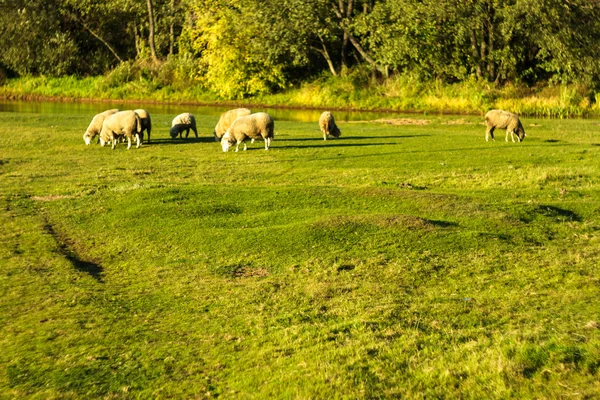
top-left (99, 110), bottom-right (142, 150)
top-left (214, 108), bottom-right (252, 141)
top-left (170, 113), bottom-right (198, 139)
top-left (83, 109), bottom-right (119, 145)
top-left (484, 109), bottom-right (526, 142)
top-left (134, 109), bottom-right (152, 143)
top-left (319, 111), bottom-right (341, 141)
top-left (221, 112), bottom-right (274, 152)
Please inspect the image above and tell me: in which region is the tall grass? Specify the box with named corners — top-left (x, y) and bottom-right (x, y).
top-left (1, 63), bottom-right (599, 117)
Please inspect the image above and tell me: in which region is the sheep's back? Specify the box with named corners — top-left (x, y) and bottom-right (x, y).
top-left (485, 109), bottom-right (519, 129)
top-left (103, 111), bottom-right (139, 134)
top-left (172, 113), bottom-right (194, 127)
top-left (87, 109), bottom-right (119, 135)
top-left (230, 113), bottom-right (274, 140)
top-left (215, 108), bottom-right (252, 137)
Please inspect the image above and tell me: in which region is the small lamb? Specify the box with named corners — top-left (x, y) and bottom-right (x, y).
top-left (83, 109), bottom-right (119, 145)
top-left (170, 113), bottom-right (198, 139)
top-left (221, 112), bottom-right (274, 152)
top-left (99, 110), bottom-right (142, 150)
top-left (319, 111), bottom-right (341, 141)
top-left (134, 109), bottom-right (152, 143)
top-left (214, 108), bottom-right (252, 141)
top-left (484, 109), bottom-right (526, 142)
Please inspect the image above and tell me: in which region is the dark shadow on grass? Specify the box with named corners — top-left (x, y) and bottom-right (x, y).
top-left (425, 219), bottom-right (459, 228)
top-left (279, 135), bottom-right (430, 142)
top-left (282, 142), bottom-right (400, 149)
top-left (145, 137), bottom-right (218, 145)
top-left (43, 219), bottom-right (103, 282)
top-left (536, 205), bottom-right (582, 222)
top-left (544, 139), bottom-right (562, 143)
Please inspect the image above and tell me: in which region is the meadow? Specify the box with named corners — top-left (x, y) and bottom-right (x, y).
top-left (1, 107), bottom-right (599, 398)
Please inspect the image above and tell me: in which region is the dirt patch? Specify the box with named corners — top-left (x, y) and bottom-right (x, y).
top-left (373, 118), bottom-right (430, 126)
top-left (313, 214), bottom-right (456, 230)
top-left (442, 118), bottom-right (475, 125)
top-left (31, 195), bottom-right (75, 202)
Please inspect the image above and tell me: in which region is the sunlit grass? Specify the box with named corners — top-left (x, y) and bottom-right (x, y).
top-left (1, 110), bottom-right (600, 397)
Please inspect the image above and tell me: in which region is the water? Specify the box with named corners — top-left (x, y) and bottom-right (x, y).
top-left (0, 99), bottom-right (414, 122)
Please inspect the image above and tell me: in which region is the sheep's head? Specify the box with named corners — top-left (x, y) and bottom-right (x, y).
top-left (169, 126), bottom-right (179, 139)
top-left (83, 132), bottom-right (92, 145)
top-left (516, 128), bottom-right (526, 142)
top-left (331, 126), bottom-right (342, 138)
top-left (221, 132), bottom-right (234, 152)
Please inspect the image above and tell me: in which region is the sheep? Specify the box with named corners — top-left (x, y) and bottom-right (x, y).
top-left (83, 109), bottom-right (119, 145)
top-left (221, 112), bottom-right (274, 152)
top-left (99, 110), bottom-right (142, 150)
top-left (319, 111), bottom-right (341, 141)
top-left (214, 108), bottom-right (252, 141)
top-left (170, 113), bottom-right (198, 139)
top-left (484, 109), bottom-right (526, 142)
top-left (134, 109), bottom-right (152, 143)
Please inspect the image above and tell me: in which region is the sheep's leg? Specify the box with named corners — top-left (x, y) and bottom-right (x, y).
top-left (506, 129), bottom-right (510, 142)
top-left (126, 136), bottom-right (132, 150)
top-left (511, 131), bottom-right (516, 142)
top-left (235, 141), bottom-right (241, 152)
top-left (264, 138), bottom-right (269, 150)
top-left (193, 128), bottom-right (198, 138)
top-left (111, 134), bottom-right (116, 150)
top-left (135, 133), bottom-right (141, 148)
top-left (486, 127), bottom-right (495, 142)
top-left (243, 142), bottom-right (248, 151)
top-left (323, 132), bottom-right (327, 141)
top-left (185, 128), bottom-right (190, 138)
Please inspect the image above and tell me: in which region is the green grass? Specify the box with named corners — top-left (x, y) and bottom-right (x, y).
top-left (1, 110), bottom-right (600, 398)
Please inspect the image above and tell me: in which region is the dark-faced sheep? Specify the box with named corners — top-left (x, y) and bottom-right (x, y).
top-left (134, 109), bottom-right (152, 143)
top-left (221, 112), bottom-right (274, 152)
top-left (170, 113), bottom-right (198, 139)
top-left (83, 109), bottom-right (119, 145)
top-left (214, 108), bottom-right (252, 141)
top-left (319, 111), bottom-right (341, 141)
top-left (484, 109), bottom-right (526, 142)
top-left (99, 110), bottom-right (142, 150)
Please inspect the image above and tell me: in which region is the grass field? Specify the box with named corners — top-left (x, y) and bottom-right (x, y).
top-left (1, 109), bottom-right (600, 398)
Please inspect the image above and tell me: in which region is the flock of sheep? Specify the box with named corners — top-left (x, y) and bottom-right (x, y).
top-left (83, 107), bottom-right (525, 151)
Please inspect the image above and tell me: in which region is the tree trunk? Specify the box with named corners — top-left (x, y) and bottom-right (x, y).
top-left (469, 29), bottom-right (482, 78)
top-left (147, 0), bottom-right (158, 61)
top-left (134, 22), bottom-right (141, 58)
top-left (340, 0), bottom-right (353, 70)
top-left (80, 20), bottom-right (123, 63)
top-left (332, 2), bottom-right (380, 71)
top-left (169, 0), bottom-right (175, 56)
top-left (316, 35), bottom-right (338, 76)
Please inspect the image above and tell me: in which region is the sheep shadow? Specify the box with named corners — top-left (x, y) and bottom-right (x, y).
top-left (279, 134), bottom-right (430, 142)
top-left (279, 142), bottom-right (400, 149)
top-left (146, 137), bottom-right (218, 146)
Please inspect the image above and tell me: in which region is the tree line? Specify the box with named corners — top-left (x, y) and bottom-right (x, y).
top-left (1, 0), bottom-right (600, 98)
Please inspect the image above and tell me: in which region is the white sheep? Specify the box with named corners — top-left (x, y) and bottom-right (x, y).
top-left (83, 109), bottom-right (119, 145)
top-left (319, 111), bottom-right (341, 141)
top-left (484, 109), bottom-right (526, 142)
top-left (214, 108), bottom-right (252, 141)
top-left (221, 112), bottom-right (274, 152)
top-left (170, 113), bottom-right (198, 139)
top-left (99, 110), bottom-right (142, 150)
top-left (134, 109), bottom-right (152, 143)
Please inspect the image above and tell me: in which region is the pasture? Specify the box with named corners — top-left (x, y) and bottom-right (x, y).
top-left (1, 109), bottom-right (599, 398)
